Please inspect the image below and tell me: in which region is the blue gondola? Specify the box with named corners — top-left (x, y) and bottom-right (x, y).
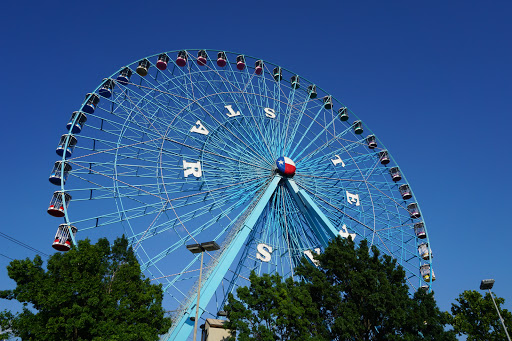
top-left (98, 78), bottom-right (115, 98)
top-left (66, 111), bottom-right (87, 134)
top-left (49, 161), bottom-right (72, 186)
top-left (56, 134), bottom-right (78, 157)
top-left (117, 67), bottom-right (133, 85)
top-left (82, 93), bottom-right (99, 114)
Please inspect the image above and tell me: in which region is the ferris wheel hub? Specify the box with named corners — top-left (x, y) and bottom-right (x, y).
top-left (276, 156), bottom-right (296, 176)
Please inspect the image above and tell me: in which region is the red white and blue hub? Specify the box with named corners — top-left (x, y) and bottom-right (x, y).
top-left (276, 156), bottom-right (296, 176)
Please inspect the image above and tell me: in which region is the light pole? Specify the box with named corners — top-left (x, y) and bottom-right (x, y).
top-left (480, 279), bottom-right (511, 341)
top-left (186, 241), bottom-right (220, 341)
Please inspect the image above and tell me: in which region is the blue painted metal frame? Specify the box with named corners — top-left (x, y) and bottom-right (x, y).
top-left (165, 176), bottom-right (349, 340)
top-left (164, 175), bottom-right (282, 341)
top-left (284, 178), bottom-right (339, 247)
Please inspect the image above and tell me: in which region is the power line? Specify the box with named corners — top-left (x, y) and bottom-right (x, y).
top-left (0, 232), bottom-right (49, 258)
top-left (0, 252), bottom-right (14, 261)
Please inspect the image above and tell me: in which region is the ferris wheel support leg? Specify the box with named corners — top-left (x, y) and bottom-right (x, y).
top-left (163, 176), bottom-right (282, 341)
top-left (285, 179), bottom-right (340, 247)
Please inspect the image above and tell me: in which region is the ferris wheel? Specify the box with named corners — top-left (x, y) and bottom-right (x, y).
top-left (46, 49), bottom-right (435, 340)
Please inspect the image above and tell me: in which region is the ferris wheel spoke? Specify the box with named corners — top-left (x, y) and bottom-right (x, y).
top-left (282, 95), bottom-right (315, 156)
top-left (288, 112), bottom-right (342, 163)
top-left (295, 181), bottom-right (374, 234)
top-left (294, 129), bottom-right (356, 166)
top-left (297, 178), bottom-right (412, 244)
top-left (299, 135), bottom-right (368, 167)
top-left (109, 87), bottom-right (207, 144)
top-left (143, 175), bottom-right (279, 280)
top-left (183, 68), bottom-right (276, 165)
top-left (286, 105), bottom-right (327, 159)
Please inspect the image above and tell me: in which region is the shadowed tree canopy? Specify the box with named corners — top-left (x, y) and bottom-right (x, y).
top-left (0, 236), bottom-right (172, 341)
top-left (225, 236), bottom-right (455, 341)
top-left (450, 290), bottom-right (512, 341)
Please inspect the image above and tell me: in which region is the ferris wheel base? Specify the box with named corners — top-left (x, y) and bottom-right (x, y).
top-left (161, 176), bottom-right (349, 340)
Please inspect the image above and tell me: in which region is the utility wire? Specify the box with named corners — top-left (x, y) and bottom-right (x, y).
top-left (0, 252), bottom-right (14, 261)
top-left (0, 232), bottom-right (49, 258)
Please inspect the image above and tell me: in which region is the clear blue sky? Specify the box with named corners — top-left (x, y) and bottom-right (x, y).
top-left (1, 0), bottom-right (511, 323)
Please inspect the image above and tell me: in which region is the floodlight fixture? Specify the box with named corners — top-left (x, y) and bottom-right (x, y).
top-left (480, 279), bottom-right (495, 290)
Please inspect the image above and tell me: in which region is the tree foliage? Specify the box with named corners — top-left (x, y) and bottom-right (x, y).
top-left (225, 236), bottom-right (455, 340)
top-left (450, 290), bottom-right (512, 340)
top-left (0, 236), bottom-right (171, 341)
top-left (225, 272), bottom-right (328, 341)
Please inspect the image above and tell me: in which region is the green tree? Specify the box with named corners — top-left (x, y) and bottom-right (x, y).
top-left (225, 271), bottom-right (328, 341)
top-left (404, 289), bottom-right (455, 340)
top-left (0, 236), bottom-right (171, 341)
top-left (225, 236), bottom-right (455, 340)
top-left (450, 290), bottom-right (512, 340)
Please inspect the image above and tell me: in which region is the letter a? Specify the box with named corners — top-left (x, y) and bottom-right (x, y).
top-left (190, 120), bottom-right (209, 135)
top-left (225, 105), bottom-right (241, 118)
top-left (339, 224), bottom-right (356, 241)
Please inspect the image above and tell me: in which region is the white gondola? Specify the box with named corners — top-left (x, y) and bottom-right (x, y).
top-left (47, 191), bottom-right (72, 217)
top-left (52, 224), bottom-right (77, 252)
top-left (418, 243), bottom-right (432, 260)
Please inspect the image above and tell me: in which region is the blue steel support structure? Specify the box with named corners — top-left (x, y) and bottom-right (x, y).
top-left (165, 175), bottom-right (282, 340)
top-left (165, 175), bottom-right (348, 340)
top-left (284, 178), bottom-right (340, 247)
